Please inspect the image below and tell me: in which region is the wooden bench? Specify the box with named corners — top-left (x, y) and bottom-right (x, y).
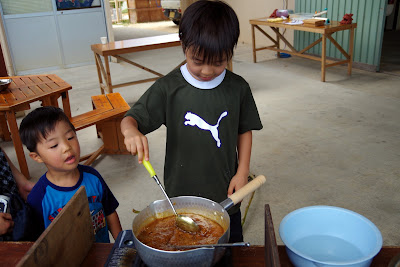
top-left (91, 33), bottom-right (185, 94)
top-left (70, 92), bottom-right (130, 165)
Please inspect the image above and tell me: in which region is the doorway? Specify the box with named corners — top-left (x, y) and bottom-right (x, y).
top-left (380, 0), bottom-right (400, 75)
top-left (111, 0), bottom-right (176, 41)
top-left (113, 20), bottom-right (177, 41)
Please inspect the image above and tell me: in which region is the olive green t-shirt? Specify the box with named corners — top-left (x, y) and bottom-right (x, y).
top-left (125, 67), bottom-right (263, 214)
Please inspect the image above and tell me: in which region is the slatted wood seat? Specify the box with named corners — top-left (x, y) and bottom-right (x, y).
top-left (70, 92), bottom-right (130, 165)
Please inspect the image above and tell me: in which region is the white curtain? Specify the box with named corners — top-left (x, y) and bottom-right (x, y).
top-left (0, 0), bottom-right (53, 15)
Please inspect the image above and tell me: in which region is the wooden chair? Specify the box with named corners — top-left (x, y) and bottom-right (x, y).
top-left (70, 92), bottom-right (130, 165)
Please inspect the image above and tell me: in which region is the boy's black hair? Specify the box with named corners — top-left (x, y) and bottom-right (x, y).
top-left (179, 0), bottom-right (240, 64)
top-left (19, 106), bottom-right (76, 152)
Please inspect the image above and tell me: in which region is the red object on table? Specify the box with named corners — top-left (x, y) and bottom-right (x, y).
top-left (340, 13), bottom-right (354, 24)
top-left (269, 9), bottom-right (278, 18)
top-left (0, 74), bottom-right (72, 178)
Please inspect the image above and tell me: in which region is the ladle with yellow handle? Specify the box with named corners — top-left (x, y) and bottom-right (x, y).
top-left (143, 159), bottom-right (200, 233)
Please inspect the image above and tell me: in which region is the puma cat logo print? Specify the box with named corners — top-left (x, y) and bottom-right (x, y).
top-left (184, 111), bottom-right (228, 147)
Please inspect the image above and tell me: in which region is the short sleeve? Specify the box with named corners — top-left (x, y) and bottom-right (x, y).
top-left (124, 81), bottom-right (167, 135)
top-left (238, 83), bottom-right (263, 134)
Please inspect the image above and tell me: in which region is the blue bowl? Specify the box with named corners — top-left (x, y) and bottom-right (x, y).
top-left (279, 206), bottom-right (382, 267)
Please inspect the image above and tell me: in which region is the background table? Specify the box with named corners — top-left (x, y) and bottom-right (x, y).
top-left (0, 74), bottom-right (72, 178)
top-left (91, 34), bottom-right (183, 94)
top-left (91, 33), bottom-right (233, 94)
top-left (249, 18), bottom-right (357, 82)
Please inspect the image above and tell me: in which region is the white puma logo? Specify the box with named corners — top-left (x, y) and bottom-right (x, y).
top-left (184, 111), bottom-right (228, 147)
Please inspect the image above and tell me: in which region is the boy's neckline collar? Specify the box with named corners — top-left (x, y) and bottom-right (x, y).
top-left (44, 167), bottom-right (82, 190)
top-left (180, 64), bottom-right (226, 89)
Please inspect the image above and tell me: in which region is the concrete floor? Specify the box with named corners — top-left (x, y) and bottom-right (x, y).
top-left (1, 22), bottom-right (400, 247)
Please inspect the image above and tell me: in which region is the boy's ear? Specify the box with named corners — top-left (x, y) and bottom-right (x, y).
top-left (29, 152), bottom-right (44, 163)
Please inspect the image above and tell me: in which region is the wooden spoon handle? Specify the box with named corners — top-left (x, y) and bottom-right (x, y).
top-left (229, 175), bottom-right (266, 205)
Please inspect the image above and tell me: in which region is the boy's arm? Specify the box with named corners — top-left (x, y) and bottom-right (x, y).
top-left (227, 131), bottom-right (252, 196)
top-left (121, 116), bottom-right (149, 164)
top-left (3, 150), bottom-right (34, 201)
top-left (106, 211), bottom-right (122, 241)
top-left (27, 192), bottom-right (46, 240)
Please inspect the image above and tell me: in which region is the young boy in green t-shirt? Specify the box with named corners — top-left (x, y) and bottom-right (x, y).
top-left (121, 0), bottom-right (263, 242)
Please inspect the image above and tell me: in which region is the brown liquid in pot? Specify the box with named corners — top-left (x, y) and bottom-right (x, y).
top-left (137, 213), bottom-right (225, 251)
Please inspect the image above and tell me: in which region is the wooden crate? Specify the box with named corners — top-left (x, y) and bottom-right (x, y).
top-left (136, 9), bottom-right (150, 22)
top-left (127, 0), bottom-right (137, 22)
top-left (135, 0), bottom-right (149, 8)
top-left (128, 0), bottom-right (168, 23)
top-left (149, 8), bottom-right (167, 21)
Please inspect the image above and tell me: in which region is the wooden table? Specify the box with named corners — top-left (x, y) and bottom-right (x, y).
top-left (249, 18), bottom-right (357, 82)
top-left (91, 33), bottom-right (184, 94)
top-left (3, 203), bottom-right (399, 266)
top-left (1, 242), bottom-right (399, 266)
top-left (0, 74), bottom-right (72, 178)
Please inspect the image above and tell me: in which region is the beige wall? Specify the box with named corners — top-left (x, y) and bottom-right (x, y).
top-left (229, 0), bottom-right (295, 45)
top-left (181, 0), bottom-right (198, 12)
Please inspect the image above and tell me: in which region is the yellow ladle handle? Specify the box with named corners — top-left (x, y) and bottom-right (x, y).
top-left (143, 159), bottom-right (156, 177)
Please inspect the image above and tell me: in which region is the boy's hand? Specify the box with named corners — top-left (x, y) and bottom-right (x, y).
top-left (0, 213), bottom-right (14, 235)
top-left (123, 127), bottom-right (149, 164)
top-left (121, 116), bottom-right (150, 164)
top-left (227, 173), bottom-right (248, 197)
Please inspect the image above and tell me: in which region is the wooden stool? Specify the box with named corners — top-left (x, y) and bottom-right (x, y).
top-left (70, 92), bottom-right (130, 165)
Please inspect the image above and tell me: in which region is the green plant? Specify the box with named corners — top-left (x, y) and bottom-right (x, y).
top-left (112, 19), bottom-right (131, 26)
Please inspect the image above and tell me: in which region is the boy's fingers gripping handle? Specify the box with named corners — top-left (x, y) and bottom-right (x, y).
top-left (229, 175), bottom-right (266, 205)
top-left (143, 160), bottom-right (156, 177)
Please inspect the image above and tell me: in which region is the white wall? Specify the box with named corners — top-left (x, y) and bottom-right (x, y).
top-left (229, 0), bottom-right (295, 45)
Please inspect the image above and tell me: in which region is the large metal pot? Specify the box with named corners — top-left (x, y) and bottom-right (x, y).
top-left (132, 175), bottom-right (266, 267)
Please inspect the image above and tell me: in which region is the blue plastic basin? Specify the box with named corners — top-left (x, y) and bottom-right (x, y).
top-left (279, 206), bottom-right (382, 267)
